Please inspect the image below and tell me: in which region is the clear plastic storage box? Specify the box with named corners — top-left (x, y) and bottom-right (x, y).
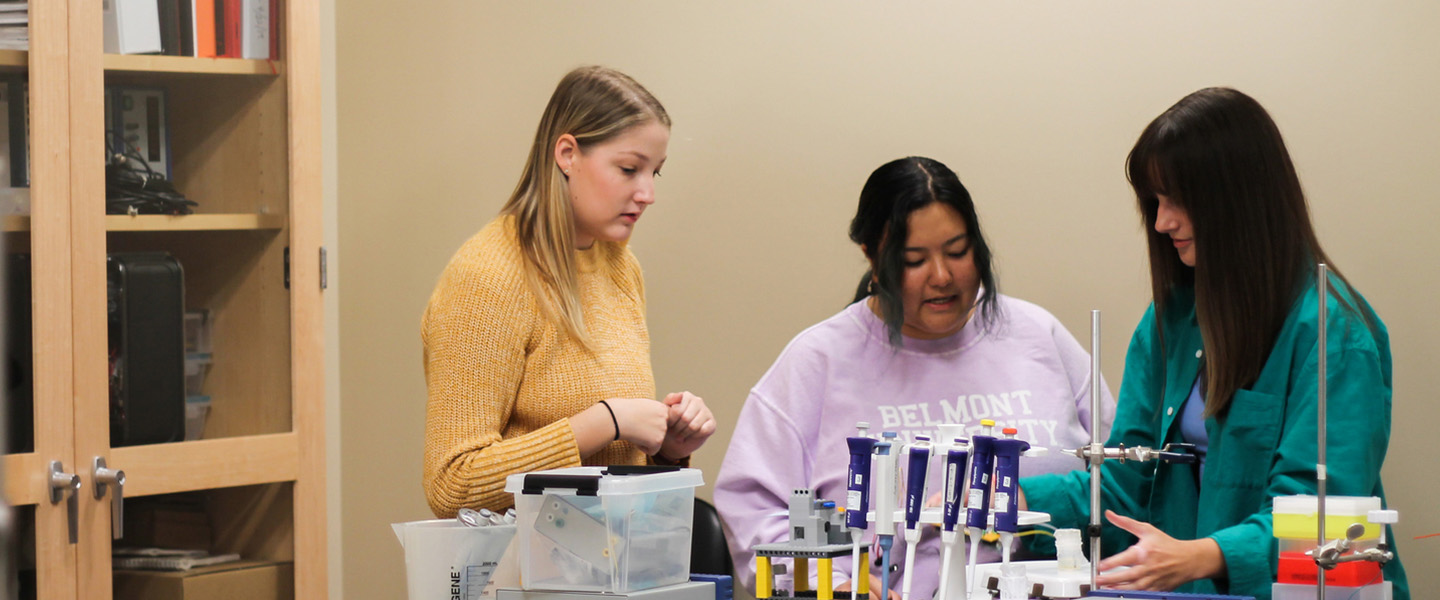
top-left (504, 466), bottom-right (702, 593)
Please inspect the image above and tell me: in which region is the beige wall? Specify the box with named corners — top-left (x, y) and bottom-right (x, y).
top-left (335, 3), bottom-right (1440, 598)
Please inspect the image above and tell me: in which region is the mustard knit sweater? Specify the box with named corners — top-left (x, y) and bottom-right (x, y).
top-left (422, 216), bottom-right (655, 516)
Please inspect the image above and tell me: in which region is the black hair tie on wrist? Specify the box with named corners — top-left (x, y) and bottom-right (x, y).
top-left (598, 400), bottom-right (620, 441)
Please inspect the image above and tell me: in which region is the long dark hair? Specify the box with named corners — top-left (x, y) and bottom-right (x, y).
top-left (1127, 87), bottom-right (1360, 417)
top-left (848, 157), bottom-right (1000, 346)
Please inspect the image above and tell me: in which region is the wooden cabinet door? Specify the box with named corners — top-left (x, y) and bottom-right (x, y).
top-left (2, 3), bottom-right (81, 600)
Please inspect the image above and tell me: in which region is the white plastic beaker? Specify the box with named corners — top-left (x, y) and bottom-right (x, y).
top-left (393, 519), bottom-right (517, 600)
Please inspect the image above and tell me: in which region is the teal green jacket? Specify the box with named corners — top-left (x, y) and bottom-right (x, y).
top-left (1020, 282), bottom-right (1407, 599)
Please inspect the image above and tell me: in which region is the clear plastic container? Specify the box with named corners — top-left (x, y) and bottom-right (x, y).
top-left (184, 352), bottom-right (212, 396)
top-left (504, 466), bottom-right (702, 593)
top-left (1272, 495), bottom-right (1382, 541)
top-left (184, 309), bottom-right (213, 354)
top-left (184, 395), bottom-right (211, 441)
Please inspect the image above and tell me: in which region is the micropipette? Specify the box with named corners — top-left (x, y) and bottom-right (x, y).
top-left (991, 427), bottom-right (1030, 566)
top-left (963, 419), bottom-right (997, 597)
top-left (872, 432), bottom-right (900, 600)
top-left (934, 437), bottom-right (969, 600)
top-left (840, 417), bottom-right (875, 592)
top-left (900, 436), bottom-right (933, 600)
top-left (846, 422), bottom-right (877, 593)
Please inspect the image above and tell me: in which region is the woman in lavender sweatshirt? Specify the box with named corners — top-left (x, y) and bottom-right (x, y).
top-left (714, 156), bottom-right (1116, 599)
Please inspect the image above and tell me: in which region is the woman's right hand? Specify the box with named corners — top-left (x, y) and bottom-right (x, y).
top-left (604, 397), bottom-right (671, 455)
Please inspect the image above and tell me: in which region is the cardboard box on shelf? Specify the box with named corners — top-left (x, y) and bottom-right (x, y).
top-left (113, 560), bottom-right (293, 600)
top-left (120, 499), bottom-right (211, 551)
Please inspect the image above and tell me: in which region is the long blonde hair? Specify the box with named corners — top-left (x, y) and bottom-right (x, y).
top-left (501, 66), bottom-right (670, 348)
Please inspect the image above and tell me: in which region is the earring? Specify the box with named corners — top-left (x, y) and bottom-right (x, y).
top-left (868, 279), bottom-right (876, 294)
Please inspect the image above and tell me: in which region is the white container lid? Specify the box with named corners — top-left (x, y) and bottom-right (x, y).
top-left (1272, 495), bottom-right (1381, 516)
top-left (505, 466), bottom-right (703, 497)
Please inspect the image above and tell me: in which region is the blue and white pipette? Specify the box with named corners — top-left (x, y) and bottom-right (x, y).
top-left (846, 422), bottom-right (876, 591)
top-left (991, 427), bottom-right (1030, 566)
top-left (900, 436), bottom-right (932, 600)
top-left (872, 432), bottom-right (900, 600)
top-left (964, 419), bottom-right (997, 596)
top-left (935, 437), bottom-right (969, 600)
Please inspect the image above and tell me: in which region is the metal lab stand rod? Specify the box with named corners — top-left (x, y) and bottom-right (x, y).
top-left (1317, 264), bottom-right (1328, 600)
top-left (1089, 310), bottom-right (1102, 590)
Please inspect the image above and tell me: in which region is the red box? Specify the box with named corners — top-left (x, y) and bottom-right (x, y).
top-left (1277, 551), bottom-right (1382, 587)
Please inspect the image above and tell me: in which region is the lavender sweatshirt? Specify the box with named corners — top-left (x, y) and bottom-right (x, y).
top-left (714, 295), bottom-right (1115, 598)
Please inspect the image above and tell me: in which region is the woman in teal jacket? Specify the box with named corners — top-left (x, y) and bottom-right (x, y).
top-left (1019, 87), bottom-right (1408, 599)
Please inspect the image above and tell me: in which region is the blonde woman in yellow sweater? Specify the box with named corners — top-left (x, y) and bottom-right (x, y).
top-left (422, 66), bottom-right (716, 516)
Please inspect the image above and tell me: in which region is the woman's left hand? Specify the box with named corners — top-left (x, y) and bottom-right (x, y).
top-left (658, 391), bottom-right (716, 461)
top-left (1095, 510), bottom-right (1225, 591)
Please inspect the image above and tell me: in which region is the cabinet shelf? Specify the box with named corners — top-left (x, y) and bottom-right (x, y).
top-left (4, 213), bottom-right (286, 232)
top-left (0, 51), bottom-right (278, 75)
top-left (104, 53), bottom-right (279, 76)
top-left (106, 213), bottom-right (286, 231)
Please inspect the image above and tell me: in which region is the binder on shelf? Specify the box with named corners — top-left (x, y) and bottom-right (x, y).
top-left (177, 0), bottom-right (194, 56)
top-left (0, 1), bottom-right (27, 51)
top-left (157, 0), bottom-right (178, 55)
top-left (212, 0), bottom-right (227, 57)
top-left (240, 0), bottom-right (269, 59)
top-left (194, 0), bottom-right (217, 58)
top-left (222, 0), bottom-right (241, 58)
top-left (157, 0), bottom-right (196, 57)
top-left (3, 76), bottom-right (26, 188)
top-left (102, 0), bottom-right (163, 55)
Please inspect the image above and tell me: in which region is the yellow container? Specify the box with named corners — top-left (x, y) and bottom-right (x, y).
top-left (1272, 495), bottom-right (1381, 541)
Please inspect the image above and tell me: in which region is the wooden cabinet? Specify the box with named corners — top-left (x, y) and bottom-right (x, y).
top-left (2, 2), bottom-right (324, 599)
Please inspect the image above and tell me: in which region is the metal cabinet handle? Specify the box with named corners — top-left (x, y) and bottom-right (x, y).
top-left (48, 461), bottom-right (82, 544)
top-left (93, 457), bottom-right (126, 539)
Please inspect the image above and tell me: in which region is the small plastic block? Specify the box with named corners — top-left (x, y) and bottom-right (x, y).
top-left (690, 574), bottom-right (733, 600)
top-left (1367, 509), bottom-right (1399, 525)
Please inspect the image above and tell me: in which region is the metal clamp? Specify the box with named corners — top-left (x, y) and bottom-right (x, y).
top-left (1067, 442), bottom-right (1199, 464)
top-left (48, 461), bottom-right (81, 544)
top-left (93, 457), bottom-right (126, 539)
top-left (1311, 522), bottom-right (1394, 570)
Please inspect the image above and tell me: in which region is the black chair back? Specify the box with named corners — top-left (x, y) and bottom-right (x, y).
top-left (691, 497), bottom-right (733, 576)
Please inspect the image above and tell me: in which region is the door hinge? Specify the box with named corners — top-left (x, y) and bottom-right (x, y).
top-left (283, 247), bottom-right (327, 290)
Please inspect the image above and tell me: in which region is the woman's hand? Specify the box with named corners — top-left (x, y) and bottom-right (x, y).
top-left (658, 391), bottom-right (716, 461)
top-left (605, 397), bottom-right (672, 455)
top-left (1095, 510), bottom-right (1225, 591)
